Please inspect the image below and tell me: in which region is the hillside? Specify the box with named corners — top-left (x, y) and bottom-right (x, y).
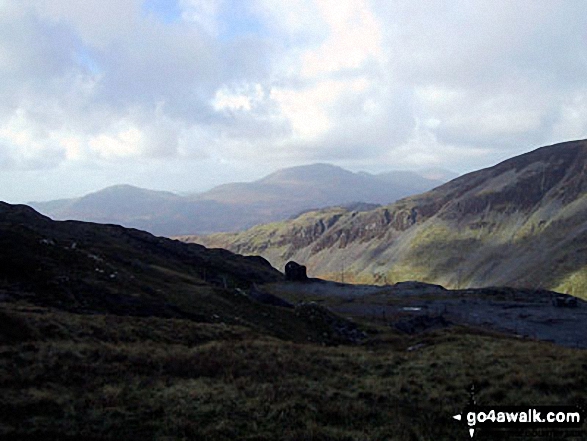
top-left (0, 202), bottom-right (366, 343)
top-left (29, 164), bottom-right (452, 236)
top-left (2, 201), bottom-right (587, 440)
top-left (189, 140), bottom-right (587, 297)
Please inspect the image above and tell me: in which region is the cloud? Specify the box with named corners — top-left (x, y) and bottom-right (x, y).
top-left (34, 0), bottom-right (143, 49)
top-left (179, 0), bottom-right (221, 35)
top-left (2, 0), bottom-right (587, 200)
top-left (299, 0), bottom-right (382, 78)
top-left (372, 0), bottom-right (587, 159)
top-left (0, 0), bottom-right (274, 169)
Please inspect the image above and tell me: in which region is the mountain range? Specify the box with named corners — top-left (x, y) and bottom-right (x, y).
top-left (29, 164), bottom-right (455, 236)
top-left (187, 140), bottom-right (587, 297)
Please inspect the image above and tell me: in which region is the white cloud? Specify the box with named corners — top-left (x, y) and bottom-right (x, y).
top-left (549, 90), bottom-right (587, 143)
top-left (253, 0), bottom-right (324, 37)
top-left (59, 135), bottom-right (84, 161)
top-left (254, 0), bottom-right (388, 153)
top-left (212, 84), bottom-right (265, 113)
top-left (88, 126), bottom-right (144, 160)
top-left (2, 0), bottom-right (587, 201)
top-left (179, 0), bottom-right (221, 35)
top-left (270, 81), bottom-right (341, 140)
top-left (300, 0), bottom-right (382, 78)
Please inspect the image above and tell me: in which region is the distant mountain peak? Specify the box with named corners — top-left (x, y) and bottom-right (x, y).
top-left (259, 163), bottom-right (352, 184)
top-left (86, 184), bottom-right (178, 198)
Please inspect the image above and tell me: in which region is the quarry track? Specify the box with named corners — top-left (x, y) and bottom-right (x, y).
top-left (271, 280), bottom-right (587, 348)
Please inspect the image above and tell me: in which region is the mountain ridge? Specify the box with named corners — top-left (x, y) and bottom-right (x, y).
top-left (187, 140), bottom-right (587, 297)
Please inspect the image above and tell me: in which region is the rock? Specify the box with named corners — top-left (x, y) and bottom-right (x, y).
top-left (285, 261), bottom-right (308, 282)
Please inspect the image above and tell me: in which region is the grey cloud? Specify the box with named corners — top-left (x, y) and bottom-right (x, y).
top-left (0, 8), bottom-right (79, 117)
top-left (95, 25), bottom-right (220, 110)
top-left (0, 143), bottom-right (15, 169)
top-left (377, 1), bottom-right (587, 90)
top-left (2, 0), bottom-right (587, 195)
top-left (369, 0), bottom-right (587, 159)
top-left (0, 141), bottom-right (66, 171)
top-left (92, 23), bottom-right (274, 124)
top-left (0, 1), bottom-right (277, 166)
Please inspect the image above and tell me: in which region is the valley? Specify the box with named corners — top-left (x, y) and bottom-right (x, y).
top-left (5, 3), bottom-right (587, 440)
top-left (1, 196), bottom-right (586, 439)
top-left (2, 141), bottom-right (587, 439)
top-left (264, 280), bottom-right (587, 348)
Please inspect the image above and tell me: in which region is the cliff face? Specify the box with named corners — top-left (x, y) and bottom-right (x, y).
top-left (190, 140), bottom-right (587, 297)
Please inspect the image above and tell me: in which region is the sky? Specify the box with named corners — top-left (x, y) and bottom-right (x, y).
top-left (2, 0), bottom-right (587, 202)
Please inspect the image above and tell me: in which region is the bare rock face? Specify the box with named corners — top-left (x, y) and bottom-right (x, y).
top-left (285, 261), bottom-right (308, 282)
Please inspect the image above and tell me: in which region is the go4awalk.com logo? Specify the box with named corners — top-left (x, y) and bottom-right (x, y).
top-left (453, 405), bottom-right (584, 438)
top-left (452, 385), bottom-right (585, 438)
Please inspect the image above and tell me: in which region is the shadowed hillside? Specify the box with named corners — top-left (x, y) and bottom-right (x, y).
top-left (0, 202), bottom-right (361, 343)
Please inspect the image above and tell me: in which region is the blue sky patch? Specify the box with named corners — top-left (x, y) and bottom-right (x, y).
top-left (75, 45), bottom-right (102, 75)
top-left (217, 1), bottom-right (268, 40)
top-left (142, 0), bottom-right (182, 24)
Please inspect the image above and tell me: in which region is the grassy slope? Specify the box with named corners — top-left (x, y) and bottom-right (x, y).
top-left (192, 203), bottom-right (587, 298)
top-left (185, 207), bottom-right (350, 273)
top-left (1, 303), bottom-right (586, 441)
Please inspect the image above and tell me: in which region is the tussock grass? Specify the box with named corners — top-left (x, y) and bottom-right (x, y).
top-left (0, 305), bottom-right (586, 440)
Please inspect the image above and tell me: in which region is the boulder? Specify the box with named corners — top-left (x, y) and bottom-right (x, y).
top-left (285, 261), bottom-right (308, 282)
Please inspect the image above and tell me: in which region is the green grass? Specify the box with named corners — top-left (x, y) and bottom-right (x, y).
top-left (1, 303), bottom-right (586, 440)
top-left (554, 266), bottom-right (587, 300)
